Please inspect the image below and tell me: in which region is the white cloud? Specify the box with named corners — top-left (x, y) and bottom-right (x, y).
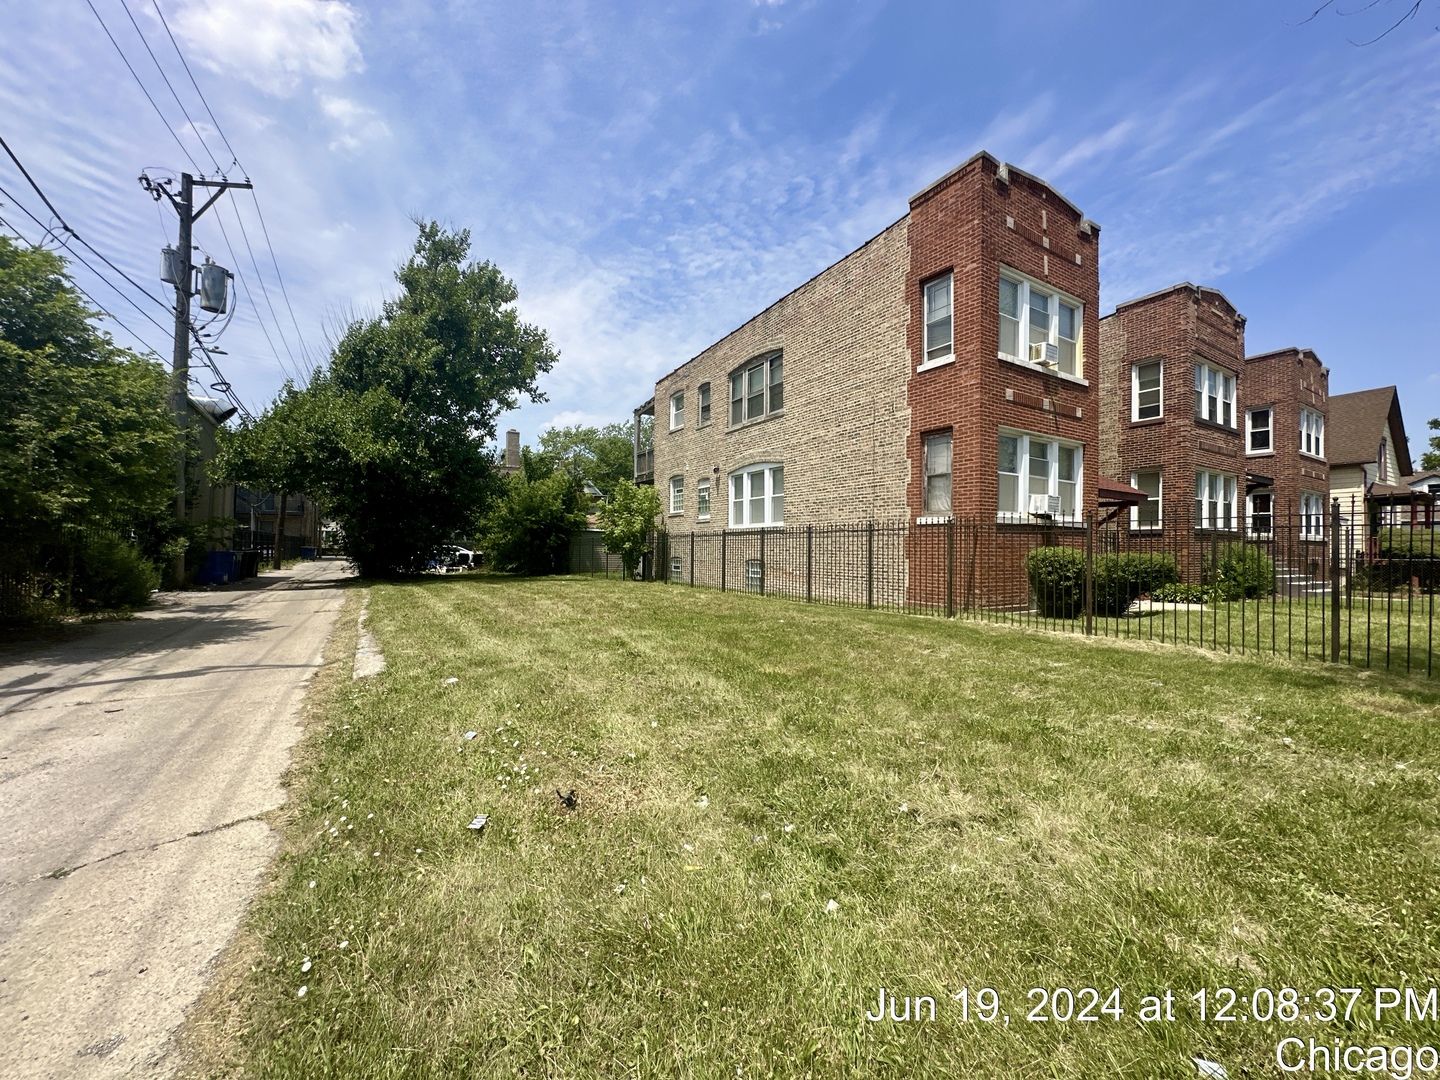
top-left (165, 0), bottom-right (363, 95)
top-left (319, 94), bottom-right (390, 151)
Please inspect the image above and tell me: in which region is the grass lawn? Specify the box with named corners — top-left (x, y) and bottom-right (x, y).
top-left (184, 574), bottom-right (1440, 1079)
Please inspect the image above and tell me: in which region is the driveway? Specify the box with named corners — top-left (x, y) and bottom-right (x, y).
top-left (0, 558), bottom-right (351, 1078)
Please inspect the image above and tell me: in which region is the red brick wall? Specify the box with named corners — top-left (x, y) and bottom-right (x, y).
top-left (903, 155), bottom-right (1101, 521)
top-left (1242, 347), bottom-right (1330, 519)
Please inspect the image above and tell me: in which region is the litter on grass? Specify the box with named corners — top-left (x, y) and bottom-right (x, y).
top-left (825, 899), bottom-right (840, 914)
top-left (301, 958), bottom-right (311, 973)
top-left (1193, 1059), bottom-right (1227, 1079)
top-left (444, 677), bottom-right (459, 685)
top-left (467, 815), bottom-right (488, 831)
top-left (297, 985), bottom-right (307, 998)
top-left (464, 731), bottom-right (477, 740)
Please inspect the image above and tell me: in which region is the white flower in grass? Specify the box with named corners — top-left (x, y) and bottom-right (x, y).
top-left (338, 940), bottom-right (348, 949)
top-left (301, 957), bottom-right (311, 973)
top-left (297, 985), bottom-right (307, 998)
top-left (783, 824), bottom-right (794, 834)
top-left (308, 880), bottom-right (316, 889)
top-left (651, 721), bottom-right (658, 727)
top-left (695, 795), bottom-right (709, 809)
top-left (898, 802), bottom-right (908, 813)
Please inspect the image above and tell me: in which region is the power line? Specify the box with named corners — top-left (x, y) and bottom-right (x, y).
top-left (227, 194), bottom-right (301, 373)
top-left (116, 0), bottom-right (220, 173)
top-left (212, 199), bottom-right (295, 383)
top-left (83, 0), bottom-right (202, 173)
top-left (249, 190), bottom-right (314, 375)
top-left (149, 0), bottom-right (240, 170)
top-left (0, 134), bottom-right (177, 317)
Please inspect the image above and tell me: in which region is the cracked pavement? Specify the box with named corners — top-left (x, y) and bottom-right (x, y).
top-left (0, 558), bottom-right (351, 1079)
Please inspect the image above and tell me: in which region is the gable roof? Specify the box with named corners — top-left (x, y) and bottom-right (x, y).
top-left (1326, 386), bottom-right (1411, 472)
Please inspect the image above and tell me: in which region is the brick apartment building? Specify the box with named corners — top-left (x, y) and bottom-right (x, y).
top-left (635, 152), bottom-right (1112, 600)
top-left (1242, 346), bottom-right (1330, 539)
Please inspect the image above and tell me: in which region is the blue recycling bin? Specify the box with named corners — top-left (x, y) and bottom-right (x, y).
top-left (196, 550), bottom-right (240, 585)
top-left (300, 546), bottom-right (317, 560)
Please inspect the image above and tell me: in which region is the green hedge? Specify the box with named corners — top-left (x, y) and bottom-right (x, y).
top-left (1026, 547), bottom-right (1180, 619)
top-left (1206, 544), bottom-right (1275, 600)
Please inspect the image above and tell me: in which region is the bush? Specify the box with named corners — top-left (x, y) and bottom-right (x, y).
top-left (484, 471), bottom-right (586, 576)
top-left (1028, 547), bottom-right (1181, 618)
top-left (1150, 582), bottom-right (1218, 604)
top-left (71, 533), bottom-right (159, 611)
top-left (598, 480), bottom-right (662, 579)
top-left (1208, 544), bottom-right (1275, 600)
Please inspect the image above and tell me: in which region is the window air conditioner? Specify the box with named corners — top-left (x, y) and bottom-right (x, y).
top-left (1030, 342), bottom-right (1059, 367)
top-left (1028, 493), bottom-right (1061, 516)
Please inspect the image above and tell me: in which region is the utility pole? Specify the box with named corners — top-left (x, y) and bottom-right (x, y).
top-left (141, 171), bottom-right (252, 585)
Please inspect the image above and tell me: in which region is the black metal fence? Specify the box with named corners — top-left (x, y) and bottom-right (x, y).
top-left (568, 507), bottom-right (1438, 678)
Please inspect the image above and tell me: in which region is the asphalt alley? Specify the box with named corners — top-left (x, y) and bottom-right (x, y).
top-left (0, 558), bottom-right (351, 1079)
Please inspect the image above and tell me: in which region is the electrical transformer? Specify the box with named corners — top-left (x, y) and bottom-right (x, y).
top-left (160, 245), bottom-right (185, 286)
top-left (199, 261), bottom-right (230, 313)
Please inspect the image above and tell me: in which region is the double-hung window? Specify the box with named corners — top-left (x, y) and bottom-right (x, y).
top-left (997, 431), bottom-right (1082, 521)
top-left (1247, 407), bottom-right (1272, 453)
top-left (1131, 469), bottom-right (1161, 529)
top-left (729, 353), bottom-right (783, 426)
top-left (1133, 361), bottom-right (1162, 420)
top-left (668, 475), bottom-right (684, 515)
top-left (1194, 362), bottom-right (1235, 427)
top-left (923, 273), bottom-right (953, 365)
top-left (697, 383), bottom-right (711, 425)
top-left (669, 391), bottom-right (684, 430)
top-left (1195, 470), bottom-right (1236, 530)
top-left (922, 431), bottom-right (953, 514)
top-left (1300, 407), bottom-right (1324, 458)
top-left (696, 479), bottom-right (711, 521)
top-left (728, 464), bottom-right (784, 527)
top-left (1300, 492), bottom-right (1325, 539)
top-left (998, 271), bottom-right (1082, 376)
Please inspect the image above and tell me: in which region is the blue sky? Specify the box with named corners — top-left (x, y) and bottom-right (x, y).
top-left (3, 0), bottom-right (1439, 461)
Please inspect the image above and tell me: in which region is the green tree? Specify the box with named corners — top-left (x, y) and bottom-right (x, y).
top-left (537, 421), bottom-right (637, 498)
top-left (596, 478), bottom-right (660, 578)
top-left (221, 223), bottom-right (557, 576)
top-left (0, 236), bottom-right (175, 608)
top-left (1421, 418), bottom-right (1439, 472)
top-left (484, 466), bottom-right (586, 575)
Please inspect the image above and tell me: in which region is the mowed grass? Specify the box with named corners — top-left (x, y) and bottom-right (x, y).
top-left (191, 574), bottom-right (1440, 1079)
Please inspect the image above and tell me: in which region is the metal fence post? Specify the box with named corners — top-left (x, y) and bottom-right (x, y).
top-left (805, 524), bottom-right (813, 603)
top-left (759, 529), bottom-right (766, 596)
top-left (1330, 498), bottom-right (1342, 663)
top-left (689, 532), bottom-right (695, 586)
top-left (866, 520), bottom-right (875, 609)
top-left (720, 530), bottom-right (727, 592)
top-left (945, 517), bottom-right (955, 619)
top-left (1084, 511), bottom-right (1095, 636)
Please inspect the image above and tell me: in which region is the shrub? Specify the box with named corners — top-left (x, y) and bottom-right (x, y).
top-left (1150, 582), bottom-right (1218, 604)
top-left (71, 533), bottom-right (159, 611)
top-left (1208, 544), bottom-right (1275, 600)
top-left (484, 471), bottom-right (587, 576)
top-left (598, 480), bottom-right (662, 579)
top-left (1028, 547), bottom-right (1181, 618)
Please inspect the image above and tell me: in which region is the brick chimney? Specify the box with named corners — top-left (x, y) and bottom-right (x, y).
top-left (504, 428), bottom-right (521, 472)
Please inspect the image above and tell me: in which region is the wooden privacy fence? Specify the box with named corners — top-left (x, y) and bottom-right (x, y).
top-left (568, 507), bottom-right (1438, 678)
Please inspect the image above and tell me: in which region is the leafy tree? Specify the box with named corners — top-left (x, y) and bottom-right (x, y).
top-left (219, 223), bottom-right (557, 576)
top-left (484, 467), bottom-right (586, 575)
top-left (597, 478), bottom-right (660, 579)
top-left (537, 421), bottom-right (637, 498)
top-left (0, 236), bottom-right (174, 607)
top-left (1421, 418), bottom-right (1439, 472)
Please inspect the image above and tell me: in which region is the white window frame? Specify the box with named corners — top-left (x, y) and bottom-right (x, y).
top-left (1132, 360), bottom-right (1162, 421)
top-left (1195, 470), bottom-right (1237, 531)
top-left (998, 267), bottom-right (1084, 378)
top-left (697, 383), bottom-right (711, 426)
top-left (1130, 469), bottom-right (1162, 530)
top-left (745, 559), bottom-right (764, 592)
top-left (1246, 406), bottom-right (1272, 455)
top-left (729, 353), bottom-right (783, 427)
top-left (1193, 362), bottom-right (1236, 428)
top-left (668, 475), bottom-right (684, 515)
top-left (1300, 491), bottom-right (1326, 540)
top-left (997, 429), bottom-right (1083, 524)
top-left (922, 431), bottom-right (953, 514)
top-left (696, 479), bottom-right (711, 522)
top-left (669, 391), bottom-right (684, 431)
top-left (921, 272), bottom-right (954, 369)
top-left (669, 555), bottom-right (683, 581)
top-left (728, 463), bottom-right (784, 528)
top-left (1248, 490), bottom-right (1273, 538)
top-left (1300, 407), bottom-right (1325, 460)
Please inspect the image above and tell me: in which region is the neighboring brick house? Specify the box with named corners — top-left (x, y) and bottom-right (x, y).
top-left (638, 152), bottom-right (1108, 601)
top-left (1097, 284), bottom-right (1249, 532)
top-left (1241, 347), bottom-right (1329, 538)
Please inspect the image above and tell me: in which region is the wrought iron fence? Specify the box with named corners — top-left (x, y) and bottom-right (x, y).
top-left (568, 506), bottom-right (1438, 678)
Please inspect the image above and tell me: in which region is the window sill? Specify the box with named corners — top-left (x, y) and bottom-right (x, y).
top-left (1129, 523), bottom-right (1164, 532)
top-left (725, 523), bottom-right (785, 531)
top-left (996, 514), bottom-right (1084, 528)
top-left (998, 353), bottom-right (1088, 386)
top-left (1194, 417), bottom-right (1238, 435)
top-left (1245, 449), bottom-right (1274, 458)
top-left (916, 355), bottom-right (955, 373)
top-left (668, 511), bottom-right (685, 518)
top-left (1130, 416), bottom-right (1164, 427)
top-left (726, 409), bottom-right (785, 433)
top-left (668, 425), bottom-right (684, 434)
top-left (1299, 451), bottom-right (1326, 463)
top-left (697, 515), bottom-right (710, 523)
